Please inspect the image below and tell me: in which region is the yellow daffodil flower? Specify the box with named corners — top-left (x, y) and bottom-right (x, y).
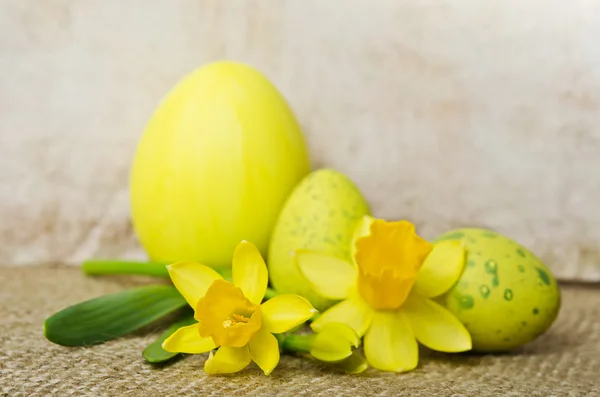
top-left (310, 323), bottom-right (369, 374)
top-left (310, 322), bottom-right (360, 363)
top-left (296, 217), bottom-right (471, 373)
top-left (281, 322), bottom-right (368, 374)
top-left (162, 241), bottom-right (317, 375)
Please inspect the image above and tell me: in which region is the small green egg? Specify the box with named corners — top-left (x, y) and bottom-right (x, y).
top-left (268, 169), bottom-right (370, 310)
top-left (435, 228), bottom-right (561, 352)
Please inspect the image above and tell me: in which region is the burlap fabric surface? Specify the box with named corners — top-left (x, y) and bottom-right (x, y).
top-left (1, 267), bottom-right (598, 396)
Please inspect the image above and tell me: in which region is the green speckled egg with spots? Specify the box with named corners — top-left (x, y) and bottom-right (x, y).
top-left (435, 228), bottom-right (561, 352)
top-left (268, 169), bottom-right (370, 310)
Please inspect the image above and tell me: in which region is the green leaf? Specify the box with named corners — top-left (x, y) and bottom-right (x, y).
top-left (44, 285), bottom-right (188, 346)
top-left (142, 313), bottom-right (197, 364)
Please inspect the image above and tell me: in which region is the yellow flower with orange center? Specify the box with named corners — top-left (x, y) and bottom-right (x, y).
top-left (162, 241), bottom-right (317, 375)
top-left (296, 217), bottom-right (471, 372)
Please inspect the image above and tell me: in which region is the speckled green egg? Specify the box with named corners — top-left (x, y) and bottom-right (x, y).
top-left (268, 169), bottom-right (370, 310)
top-left (435, 228), bottom-right (561, 352)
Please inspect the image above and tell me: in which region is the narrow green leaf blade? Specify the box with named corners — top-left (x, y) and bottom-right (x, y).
top-left (142, 314), bottom-right (197, 364)
top-left (44, 285), bottom-right (188, 346)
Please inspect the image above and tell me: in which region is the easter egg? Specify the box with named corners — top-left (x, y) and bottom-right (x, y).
top-left (130, 61), bottom-right (310, 269)
top-left (435, 228), bottom-right (561, 352)
top-left (268, 169), bottom-right (370, 310)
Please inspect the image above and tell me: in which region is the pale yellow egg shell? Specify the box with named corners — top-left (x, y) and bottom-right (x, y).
top-left (130, 61), bottom-right (310, 268)
top-left (436, 228), bottom-right (561, 352)
top-left (268, 169), bottom-right (370, 310)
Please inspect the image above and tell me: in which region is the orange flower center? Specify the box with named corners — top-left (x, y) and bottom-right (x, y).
top-left (354, 220), bottom-right (433, 310)
top-left (195, 279), bottom-right (262, 347)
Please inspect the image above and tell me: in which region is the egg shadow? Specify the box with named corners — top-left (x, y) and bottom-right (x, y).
top-left (129, 307), bottom-right (195, 338)
top-left (514, 328), bottom-right (585, 356)
top-left (420, 325), bottom-right (582, 369)
top-left (419, 347), bottom-right (485, 368)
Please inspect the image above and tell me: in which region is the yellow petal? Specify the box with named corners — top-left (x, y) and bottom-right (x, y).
top-left (204, 345), bottom-right (252, 375)
top-left (351, 215), bottom-right (375, 263)
top-left (166, 261), bottom-right (223, 308)
top-left (317, 322), bottom-right (360, 348)
top-left (295, 250), bottom-right (357, 300)
top-left (402, 295), bottom-right (472, 352)
top-left (260, 295), bottom-right (317, 333)
top-left (311, 323), bottom-right (360, 362)
top-left (232, 241), bottom-right (268, 304)
top-left (338, 351), bottom-right (369, 374)
top-left (162, 323), bottom-right (216, 353)
top-left (364, 311), bottom-right (418, 372)
top-left (310, 297), bottom-right (373, 337)
top-left (412, 241), bottom-right (466, 298)
top-left (248, 327), bottom-right (280, 375)
top-left (311, 339), bottom-right (352, 363)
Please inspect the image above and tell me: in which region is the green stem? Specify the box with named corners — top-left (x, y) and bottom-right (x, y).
top-left (82, 260), bottom-right (169, 278)
top-left (281, 334), bottom-right (316, 354)
top-left (82, 259), bottom-right (235, 280)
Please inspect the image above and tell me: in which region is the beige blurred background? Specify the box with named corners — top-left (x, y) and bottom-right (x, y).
top-left (1, 0), bottom-right (599, 281)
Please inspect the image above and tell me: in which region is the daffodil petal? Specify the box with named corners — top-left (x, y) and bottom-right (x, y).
top-left (248, 327), bottom-right (280, 375)
top-left (351, 215), bottom-right (375, 263)
top-left (295, 250), bottom-right (357, 300)
top-left (260, 295), bottom-right (317, 333)
top-left (204, 345), bottom-right (251, 375)
top-left (232, 241), bottom-right (268, 304)
top-left (402, 295), bottom-right (472, 352)
top-left (166, 261), bottom-right (223, 308)
top-left (338, 351), bottom-right (369, 374)
top-left (318, 322), bottom-right (360, 348)
top-left (161, 323), bottom-right (216, 353)
top-left (364, 311), bottom-right (418, 372)
top-left (311, 337), bottom-right (352, 363)
top-left (310, 297), bottom-right (373, 337)
top-left (311, 323), bottom-right (360, 362)
top-left (412, 241), bottom-right (466, 298)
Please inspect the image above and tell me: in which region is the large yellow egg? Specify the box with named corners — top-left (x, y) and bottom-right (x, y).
top-left (435, 228), bottom-right (561, 352)
top-left (268, 169), bottom-right (370, 310)
top-left (130, 61), bottom-right (310, 269)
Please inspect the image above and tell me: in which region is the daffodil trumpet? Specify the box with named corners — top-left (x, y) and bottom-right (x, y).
top-left (161, 240), bottom-right (317, 375)
top-left (296, 217), bottom-right (472, 373)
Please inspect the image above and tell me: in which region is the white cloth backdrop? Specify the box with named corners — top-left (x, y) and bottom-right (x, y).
top-left (1, 0), bottom-right (599, 281)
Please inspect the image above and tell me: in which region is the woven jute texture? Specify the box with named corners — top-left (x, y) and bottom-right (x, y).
top-left (1, 267), bottom-right (598, 397)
